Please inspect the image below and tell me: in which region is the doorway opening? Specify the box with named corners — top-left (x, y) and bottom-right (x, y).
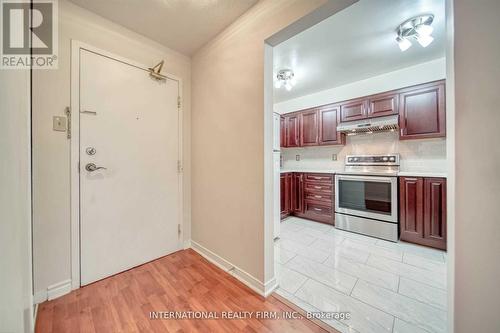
top-left (265, 1), bottom-right (453, 332)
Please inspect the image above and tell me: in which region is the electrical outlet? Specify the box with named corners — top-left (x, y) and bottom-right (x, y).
top-left (332, 154), bottom-right (337, 161)
top-left (295, 155), bottom-right (300, 161)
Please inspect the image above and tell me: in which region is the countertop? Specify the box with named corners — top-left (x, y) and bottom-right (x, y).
top-left (280, 169), bottom-right (447, 178)
top-left (396, 171), bottom-right (447, 178)
top-left (280, 169), bottom-right (340, 174)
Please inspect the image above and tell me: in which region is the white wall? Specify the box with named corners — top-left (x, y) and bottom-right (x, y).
top-left (191, 0), bottom-right (327, 289)
top-left (32, 0), bottom-right (192, 302)
top-left (444, 0), bottom-right (455, 330)
top-left (0, 70), bottom-right (33, 332)
top-left (454, 0), bottom-right (500, 331)
top-left (282, 132), bottom-right (446, 174)
top-left (274, 57), bottom-right (446, 114)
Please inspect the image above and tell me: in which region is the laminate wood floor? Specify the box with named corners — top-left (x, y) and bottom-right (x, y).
top-left (35, 249), bottom-right (328, 333)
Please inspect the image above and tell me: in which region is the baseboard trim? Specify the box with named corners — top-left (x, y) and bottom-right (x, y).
top-left (33, 290), bottom-right (47, 305)
top-left (33, 279), bottom-right (72, 304)
top-left (263, 277), bottom-right (279, 297)
top-left (190, 240), bottom-right (269, 297)
top-left (33, 303), bottom-right (39, 331)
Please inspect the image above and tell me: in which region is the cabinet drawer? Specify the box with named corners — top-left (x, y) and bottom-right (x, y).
top-left (304, 173), bottom-right (333, 183)
top-left (304, 200), bottom-right (332, 216)
top-left (305, 191), bottom-right (332, 203)
top-left (305, 182), bottom-right (333, 192)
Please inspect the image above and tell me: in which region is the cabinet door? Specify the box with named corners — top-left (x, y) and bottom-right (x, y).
top-left (399, 81), bottom-right (446, 139)
top-left (399, 177), bottom-right (424, 244)
top-left (280, 116), bottom-right (286, 148)
top-left (340, 98), bottom-right (368, 122)
top-left (285, 114), bottom-right (300, 147)
top-left (423, 178), bottom-right (447, 250)
top-left (280, 174), bottom-right (288, 218)
top-left (319, 105), bottom-right (345, 145)
top-left (367, 92), bottom-right (398, 118)
top-left (286, 173), bottom-right (293, 214)
top-left (300, 109), bottom-right (319, 146)
top-left (291, 173), bottom-right (304, 213)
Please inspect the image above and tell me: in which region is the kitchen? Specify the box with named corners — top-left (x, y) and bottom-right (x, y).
top-left (272, 1), bottom-right (448, 332)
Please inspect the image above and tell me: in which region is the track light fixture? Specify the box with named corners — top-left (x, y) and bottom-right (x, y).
top-left (396, 14), bottom-right (434, 52)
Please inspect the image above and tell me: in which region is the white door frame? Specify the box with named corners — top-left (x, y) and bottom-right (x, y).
top-left (70, 40), bottom-right (184, 289)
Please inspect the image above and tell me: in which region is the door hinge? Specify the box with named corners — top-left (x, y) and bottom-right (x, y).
top-left (78, 162), bottom-right (80, 173)
top-left (178, 224), bottom-right (181, 237)
top-left (65, 106), bottom-right (71, 139)
top-left (177, 160), bottom-right (183, 173)
top-left (177, 96), bottom-right (181, 109)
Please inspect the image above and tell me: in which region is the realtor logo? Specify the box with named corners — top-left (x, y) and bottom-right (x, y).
top-left (1, 0), bottom-right (58, 69)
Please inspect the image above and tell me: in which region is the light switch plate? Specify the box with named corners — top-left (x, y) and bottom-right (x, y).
top-left (295, 155), bottom-right (300, 161)
top-left (53, 116), bottom-right (67, 132)
top-left (332, 154), bottom-right (337, 161)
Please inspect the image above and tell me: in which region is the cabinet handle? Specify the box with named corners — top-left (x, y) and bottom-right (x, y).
top-left (313, 208), bottom-right (322, 211)
top-left (314, 186), bottom-right (321, 189)
top-left (314, 195), bottom-right (322, 198)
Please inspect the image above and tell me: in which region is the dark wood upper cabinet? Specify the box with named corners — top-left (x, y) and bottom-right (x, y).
top-left (319, 105), bottom-right (345, 145)
top-left (400, 176), bottom-right (447, 250)
top-left (300, 109), bottom-right (319, 146)
top-left (280, 116), bottom-right (286, 148)
top-left (285, 114), bottom-right (300, 147)
top-left (399, 80), bottom-right (446, 139)
top-left (423, 178), bottom-right (447, 250)
top-left (368, 92), bottom-right (398, 118)
top-left (281, 80), bottom-right (446, 146)
top-left (340, 98), bottom-right (368, 122)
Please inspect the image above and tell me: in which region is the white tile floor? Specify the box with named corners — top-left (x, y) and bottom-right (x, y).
top-left (274, 217), bottom-right (447, 333)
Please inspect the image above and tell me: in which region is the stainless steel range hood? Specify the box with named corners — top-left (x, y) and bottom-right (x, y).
top-left (337, 115), bottom-right (399, 135)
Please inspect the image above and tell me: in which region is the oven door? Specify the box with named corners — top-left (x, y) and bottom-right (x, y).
top-left (335, 174), bottom-right (398, 223)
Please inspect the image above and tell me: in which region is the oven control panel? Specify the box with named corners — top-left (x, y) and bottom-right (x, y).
top-left (346, 154), bottom-right (399, 165)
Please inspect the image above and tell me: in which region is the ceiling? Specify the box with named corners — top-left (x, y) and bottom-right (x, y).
top-left (273, 0), bottom-right (446, 103)
top-left (68, 0), bottom-right (258, 55)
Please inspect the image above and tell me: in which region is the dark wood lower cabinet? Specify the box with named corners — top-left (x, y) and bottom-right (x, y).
top-left (291, 173), bottom-right (304, 213)
top-left (423, 178), bottom-right (447, 249)
top-left (281, 172), bottom-right (334, 225)
top-left (280, 173), bottom-right (291, 219)
top-left (399, 177), bottom-right (447, 250)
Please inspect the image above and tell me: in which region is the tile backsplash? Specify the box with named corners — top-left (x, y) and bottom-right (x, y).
top-left (281, 132), bottom-right (447, 173)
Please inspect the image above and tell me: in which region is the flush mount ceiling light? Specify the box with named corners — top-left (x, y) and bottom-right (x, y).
top-left (396, 14), bottom-right (434, 51)
top-left (275, 69), bottom-right (296, 91)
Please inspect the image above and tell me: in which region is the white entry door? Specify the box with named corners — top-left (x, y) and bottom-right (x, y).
top-left (79, 49), bottom-right (181, 285)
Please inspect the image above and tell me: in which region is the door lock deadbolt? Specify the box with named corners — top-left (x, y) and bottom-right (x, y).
top-left (86, 147), bottom-right (96, 155)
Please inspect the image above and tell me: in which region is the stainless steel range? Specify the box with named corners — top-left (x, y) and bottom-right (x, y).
top-left (335, 154), bottom-right (400, 242)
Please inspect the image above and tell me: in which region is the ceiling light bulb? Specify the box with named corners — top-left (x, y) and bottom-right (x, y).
top-left (417, 34), bottom-right (434, 47)
top-left (397, 36), bottom-right (412, 51)
top-left (416, 24), bottom-right (433, 36)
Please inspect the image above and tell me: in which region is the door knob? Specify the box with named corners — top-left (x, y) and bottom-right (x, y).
top-left (85, 163), bottom-right (107, 172)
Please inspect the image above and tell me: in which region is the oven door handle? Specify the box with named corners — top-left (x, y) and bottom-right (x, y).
top-left (335, 175), bottom-right (396, 183)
